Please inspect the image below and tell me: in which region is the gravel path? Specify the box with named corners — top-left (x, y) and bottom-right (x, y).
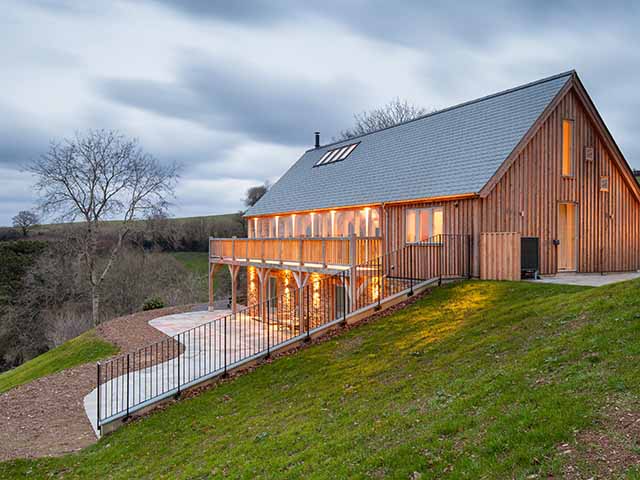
top-left (0, 304), bottom-right (199, 462)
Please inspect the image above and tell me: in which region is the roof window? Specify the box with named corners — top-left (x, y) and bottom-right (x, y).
top-left (314, 142), bottom-right (359, 167)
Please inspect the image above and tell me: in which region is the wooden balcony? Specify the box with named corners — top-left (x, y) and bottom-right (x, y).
top-left (209, 236), bottom-right (382, 272)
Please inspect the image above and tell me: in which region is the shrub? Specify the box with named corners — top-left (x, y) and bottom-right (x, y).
top-left (142, 296), bottom-right (166, 311)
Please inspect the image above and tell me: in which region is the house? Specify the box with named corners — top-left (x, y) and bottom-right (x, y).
top-left (209, 70), bottom-right (640, 314)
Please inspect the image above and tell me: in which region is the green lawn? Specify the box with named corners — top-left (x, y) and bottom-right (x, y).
top-left (0, 331), bottom-right (118, 394)
top-left (3, 279), bottom-right (640, 478)
top-left (171, 251), bottom-right (209, 276)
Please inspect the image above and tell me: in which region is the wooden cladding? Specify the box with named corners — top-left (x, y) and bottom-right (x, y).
top-left (480, 232), bottom-right (521, 281)
top-left (385, 198), bottom-right (480, 276)
top-left (210, 236), bottom-right (381, 268)
top-left (481, 88), bottom-right (640, 274)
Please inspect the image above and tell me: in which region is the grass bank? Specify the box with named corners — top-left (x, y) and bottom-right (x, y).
top-left (0, 331), bottom-right (117, 394)
top-left (3, 279), bottom-right (640, 478)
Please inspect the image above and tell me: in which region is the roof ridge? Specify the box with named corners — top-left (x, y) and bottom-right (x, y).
top-left (311, 69), bottom-right (576, 151)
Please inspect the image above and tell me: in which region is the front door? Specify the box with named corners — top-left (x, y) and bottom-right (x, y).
top-left (557, 203), bottom-right (577, 272)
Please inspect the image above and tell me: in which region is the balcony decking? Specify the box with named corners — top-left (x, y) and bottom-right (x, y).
top-left (209, 236), bottom-right (382, 272)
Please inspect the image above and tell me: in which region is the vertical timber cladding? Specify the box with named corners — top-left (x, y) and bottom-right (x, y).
top-left (384, 198), bottom-right (479, 276)
top-left (481, 88), bottom-right (640, 275)
top-left (480, 232), bottom-right (521, 281)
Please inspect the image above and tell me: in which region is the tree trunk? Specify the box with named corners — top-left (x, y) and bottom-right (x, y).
top-left (91, 285), bottom-right (100, 326)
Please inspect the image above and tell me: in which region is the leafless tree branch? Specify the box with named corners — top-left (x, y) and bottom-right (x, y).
top-left (28, 129), bottom-right (180, 325)
top-left (337, 98), bottom-right (435, 141)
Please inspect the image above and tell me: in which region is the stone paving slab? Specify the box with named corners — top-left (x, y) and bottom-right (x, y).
top-left (84, 309), bottom-right (288, 435)
top-left (530, 272), bottom-right (640, 287)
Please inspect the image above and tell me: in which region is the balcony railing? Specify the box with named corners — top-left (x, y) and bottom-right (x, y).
top-left (209, 236), bottom-right (382, 269)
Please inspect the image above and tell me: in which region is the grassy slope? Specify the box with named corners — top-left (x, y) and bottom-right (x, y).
top-left (0, 331), bottom-right (118, 394)
top-left (170, 251), bottom-right (209, 276)
top-left (3, 279), bottom-right (640, 478)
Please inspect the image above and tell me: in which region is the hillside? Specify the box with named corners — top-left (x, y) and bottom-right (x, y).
top-left (0, 331), bottom-right (117, 394)
top-left (2, 279), bottom-right (640, 478)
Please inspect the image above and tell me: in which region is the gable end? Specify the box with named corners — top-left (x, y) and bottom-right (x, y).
top-left (480, 73), bottom-right (640, 202)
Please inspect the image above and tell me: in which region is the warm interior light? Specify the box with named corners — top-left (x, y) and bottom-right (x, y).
top-left (330, 210), bottom-right (336, 236)
top-left (311, 273), bottom-right (321, 326)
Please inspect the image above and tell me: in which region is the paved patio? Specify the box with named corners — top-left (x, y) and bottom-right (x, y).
top-left (83, 309), bottom-right (290, 436)
top-left (531, 271), bottom-right (640, 287)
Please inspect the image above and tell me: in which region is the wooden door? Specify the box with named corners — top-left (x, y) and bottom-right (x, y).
top-left (557, 203), bottom-right (577, 272)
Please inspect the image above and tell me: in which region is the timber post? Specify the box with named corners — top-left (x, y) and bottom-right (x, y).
top-left (227, 264), bottom-right (240, 314)
top-left (349, 234), bottom-right (357, 313)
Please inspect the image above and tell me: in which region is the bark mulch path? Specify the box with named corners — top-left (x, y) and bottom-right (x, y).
top-left (0, 304), bottom-right (198, 462)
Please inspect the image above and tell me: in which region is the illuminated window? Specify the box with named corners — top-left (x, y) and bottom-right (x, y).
top-left (314, 142), bottom-right (359, 167)
top-left (562, 119), bottom-right (574, 176)
top-left (297, 214), bottom-right (312, 237)
top-left (406, 207), bottom-right (444, 243)
top-left (289, 215), bottom-right (296, 238)
top-left (334, 210), bottom-right (355, 237)
top-left (357, 209), bottom-right (368, 237)
top-left (276, 216), bottom-right (283, 237)
top-left (370, 208), bottom-right (381, 236)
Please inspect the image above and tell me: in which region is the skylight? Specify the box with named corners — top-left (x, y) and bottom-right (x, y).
top-left (314, 142), bottom-right (359, 167)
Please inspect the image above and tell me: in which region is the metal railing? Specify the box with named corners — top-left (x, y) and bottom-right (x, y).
top-left (96, 235), bottom-right (470, 430)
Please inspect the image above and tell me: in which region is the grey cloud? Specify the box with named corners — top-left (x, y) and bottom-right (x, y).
top-left (97, 57), bottom-right (365, 146)
top-left (148, 0), bottom-right (288, 24)
top-left (0, 110), bottom-right (48, 168)
top-left (147, 0), bottom-right (638, 51)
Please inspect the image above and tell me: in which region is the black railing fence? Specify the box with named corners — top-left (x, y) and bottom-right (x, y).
top-left (96, 235), bottom-right (470, 429)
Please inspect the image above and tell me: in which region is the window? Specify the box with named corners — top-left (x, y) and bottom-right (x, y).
top-left (562, 119), bottom-right (574, 176)
top-left (335, 210), bottom-right (355, 237)
top-left (275, 216), bottom-right (283, 237)
top-left (297, 214), bottom-right (312, 237)
top-left (600, 176), bottom-right (610, 192)
top-left (406, 207), bottom-right (443, 243)
top-left (314, 142), bottom-right (359, 167)
top-left (261, 207), bottom-right (380, 238)
top-left (370, 208), bottom-right (381, 236)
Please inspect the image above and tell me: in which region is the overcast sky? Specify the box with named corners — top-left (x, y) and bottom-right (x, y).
top-left (1, 1), bottom-right (639, 226)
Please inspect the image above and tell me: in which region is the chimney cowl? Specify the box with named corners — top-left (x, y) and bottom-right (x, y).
top-left (314, 131), bottom-right (320, 149)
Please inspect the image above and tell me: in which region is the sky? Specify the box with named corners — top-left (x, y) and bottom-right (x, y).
top-left (1, 0), bottom-right (639, 226)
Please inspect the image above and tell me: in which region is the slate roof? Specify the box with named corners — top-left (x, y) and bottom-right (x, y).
top-left (246, 71), bottom-right (573, 217)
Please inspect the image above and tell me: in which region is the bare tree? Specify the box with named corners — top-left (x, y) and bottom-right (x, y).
top-left (28, 130), bottom-right (179, 326)
top-left (12, 210), bottom-right (39, 237)
top-left (244, 181), bottom-right (270, 208)
top-left (338, 98), bottom-right (433, 140)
